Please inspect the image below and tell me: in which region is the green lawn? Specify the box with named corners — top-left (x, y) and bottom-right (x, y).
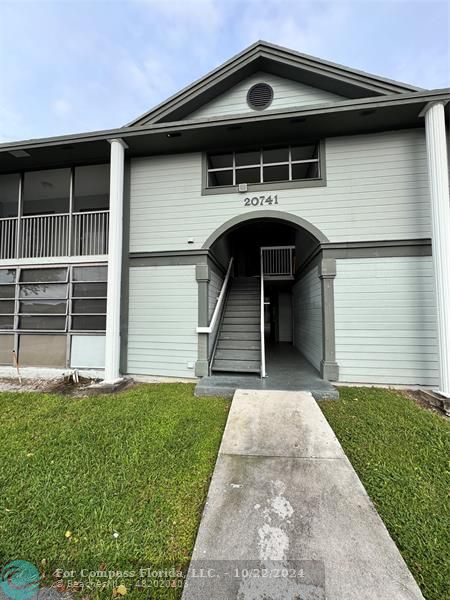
top-left (320, 387), bottom-right (450, 600)
top-left (0, 383), bottom-right (229, 599)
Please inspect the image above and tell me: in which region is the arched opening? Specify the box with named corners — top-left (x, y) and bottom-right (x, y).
top-left (204, 211), bottom-right (330, 381)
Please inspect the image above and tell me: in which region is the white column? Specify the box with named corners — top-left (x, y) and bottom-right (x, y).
top-left (104, 138), bottom-right (127, 383)
top-left (423, 101), bottom-right (450, 397)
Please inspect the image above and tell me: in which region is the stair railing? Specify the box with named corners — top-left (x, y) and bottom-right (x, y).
top-left (260, 249), bottom-right (267, 378)
top-left (197, 257), bottom-right (234, 373)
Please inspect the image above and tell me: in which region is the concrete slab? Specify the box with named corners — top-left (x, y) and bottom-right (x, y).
top-left (220, 390), bottom-right (345, 459)
top-left (196, 346), bottom-right (339, 400)
top-left (182, 390), bottom-right (424, 600)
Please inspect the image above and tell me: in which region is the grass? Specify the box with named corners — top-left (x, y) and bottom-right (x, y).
top-left (0, 383), bottom-right (230, 599)
top-left (319, 387), bottom-right (450, 600)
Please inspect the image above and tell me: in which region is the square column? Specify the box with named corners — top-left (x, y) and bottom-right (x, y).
top-left (104, 138), bottom-right (127, 383)
top-left (422, 101), bottom-right (450, 397)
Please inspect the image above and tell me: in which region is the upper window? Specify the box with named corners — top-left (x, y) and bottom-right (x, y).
top-left (206, 144), bottom-right (321, 189)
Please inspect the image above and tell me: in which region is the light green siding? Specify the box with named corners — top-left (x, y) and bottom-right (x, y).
top-left (127, 265), bottom-right (197, 378)
top-left (293, 266), bottom-right (323, 370)
top-left (184, 72), bottom-right (345, 120)
top-left (335, 256), bottom-right (439, 385)
top-left (129, 129), bottom-right (431, 252)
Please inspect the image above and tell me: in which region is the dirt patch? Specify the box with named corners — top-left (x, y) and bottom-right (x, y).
top-left (401, 389), bottom-right (449, 419)
top-left (0, 374), bottom-right (135, 397)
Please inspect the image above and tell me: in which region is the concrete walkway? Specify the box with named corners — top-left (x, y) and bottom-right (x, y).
top-left (182, 390), bottom-right (424, 600)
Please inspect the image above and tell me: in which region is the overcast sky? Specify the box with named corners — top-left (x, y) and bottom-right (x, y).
top-left (0, 0), bottom-right (448, 142)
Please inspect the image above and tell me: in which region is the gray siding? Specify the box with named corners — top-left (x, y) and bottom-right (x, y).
top-left (127, 265), bottom-right (197, 378)
top-left (293, 266), bottom-right (323, 371)
top-left (208, 266), bottom-right (223, 357)
top-left (129, 129), bottom-right (431, 253)
top-left (335, 256), bottom-right (439, 385)
top-left (185, 72), bottom-right (345, 120)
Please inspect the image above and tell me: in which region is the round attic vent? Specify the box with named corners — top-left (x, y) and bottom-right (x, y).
top-left (247, 83), bottom-right (273, 110)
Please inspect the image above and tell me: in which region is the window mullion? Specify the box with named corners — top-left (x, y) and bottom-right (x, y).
top-left (289, 146), bottom-right (292, 181)
top-left (260, 150), bottom-right (263, 183)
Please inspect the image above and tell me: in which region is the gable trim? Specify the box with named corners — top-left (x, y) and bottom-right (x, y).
top-left (127, 41), bottom-right (423, 127)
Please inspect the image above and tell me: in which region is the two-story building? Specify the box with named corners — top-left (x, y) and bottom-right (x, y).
top-left (0, 42), bottom-right (449, 396)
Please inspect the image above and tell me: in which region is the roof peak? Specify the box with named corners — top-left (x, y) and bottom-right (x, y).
top-left (127, 41), bottom-right (423, 127)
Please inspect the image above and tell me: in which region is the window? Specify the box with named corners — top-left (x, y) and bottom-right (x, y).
top-left (206, 143), bottom-right (321, 189)
top-left (73, 164), bottom-right (110, 212)
top-left (0, 264), bottom-right (107, 367)
top-left (70, 265), bottom-right (107, 332)
top-left (0, 173), bottom-right (20, 218)
top-left (23, 168), bottom-right (71, 216)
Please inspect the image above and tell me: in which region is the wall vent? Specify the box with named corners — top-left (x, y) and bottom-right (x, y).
top-left (247, 83), bottom-right (273, 110)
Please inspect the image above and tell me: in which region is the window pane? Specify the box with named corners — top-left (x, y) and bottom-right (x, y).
top-left (0, 285), bottom-right (15, 298)
top-left (73, 164), bottom-right (110, 212)
top-left (236, 168), bottom-right (261, 184)
top-left (20, 267), bottom-right (67, 282)
top-left (292, 162), bottom-right (319, 180)
top-left (72, 265), bottom-right (107, 282)
top-left (19, 334), bottom-right (66, 367)
top-left (235, 151), bottom-right (260, 167)
top-left (0, 334), bottom-right (14, 365)
top-left (71, 315), bottom-right (106, 331)
top-left (263, 148), bottom-right (289, 164)
top-left (20, 300), bottom-right (66, 314)
top-left (0, 301), bottom-right (14, 314)
top-left (291, 144), bottom-right (317, 161)
top-left (19, 316), bottom-right (66, 330)
top-left (263, 165), bottom-right (289, 183)
top-left (0, 270), bottom-right (16, 284)
top-left (72, 282), bottom-right (107, 298)
top-left (208, 170), bottom-right (233, 187)
top-left (0, 173), bottom-right (19, 218)
top-left (207, 154), bottom-right (232, 169)
top-left (72, 299), bottom-right (106, 314)
top-left (19, 283), bottom-right (67, 299)
top-left (0, 316), bottom-right (14, 329)
top-left (23, 168), bottom-right (70, 216)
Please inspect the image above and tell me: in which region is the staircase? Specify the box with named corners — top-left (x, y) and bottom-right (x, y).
top-left (211, 277), bottom-right (261, 374)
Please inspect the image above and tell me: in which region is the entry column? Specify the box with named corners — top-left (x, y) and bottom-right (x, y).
top-left (422, 101), bottom-right (450, 398)
top-left (104, 138), bottom-right (127, 383)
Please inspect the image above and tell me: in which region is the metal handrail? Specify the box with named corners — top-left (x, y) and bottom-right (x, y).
top-left (260, 249), bottom-right (266, 378)
top-left (197, 257), bottom-right (234, 334)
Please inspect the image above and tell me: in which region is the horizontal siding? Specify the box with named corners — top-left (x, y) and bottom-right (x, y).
top-left (129, 129), bottom-right (431, 252)
top-left (127, 265), bottom-right (197, 378)
top-left (335, 256), bottom-right (439, 385)
top-left (293, 266), bottom-right (322, 371)
top-left (185, 72), bottom-right (344, 120)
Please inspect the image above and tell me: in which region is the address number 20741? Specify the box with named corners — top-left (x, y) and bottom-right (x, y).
top-left (244, 195), bottom-right (279, 207)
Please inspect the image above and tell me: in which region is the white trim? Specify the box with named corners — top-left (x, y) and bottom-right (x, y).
top-left (196, 257), bottom-right (233, 334)
top-left (423, 101), bottom-right (450, 397)
top-left (104, 139), bottom-right (125, 383)
top-left (0, 255), bottom-right (107, 267)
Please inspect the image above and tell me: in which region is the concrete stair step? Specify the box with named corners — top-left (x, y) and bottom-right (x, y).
top-left (217, 339), bottom-right (261, 350)
top-left (223, 317), bottom-right (259, 325)
top-left (221, 324), bottom-right (260, 333)
top-left (215, 349), bottom-right (260, 361)
top-left (219, 331), bottom-right (260, 340)
top-left (225, 310), bottom-right (259, 319)
top-left (212, 359), bottom-right (261, 373)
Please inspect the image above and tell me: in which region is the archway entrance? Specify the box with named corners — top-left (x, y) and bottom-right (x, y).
top-left (202, 211), bottom-right (337, 383)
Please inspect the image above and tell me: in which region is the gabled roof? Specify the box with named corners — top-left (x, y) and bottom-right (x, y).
top-left (127, 40), bottom-right (423, 126)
